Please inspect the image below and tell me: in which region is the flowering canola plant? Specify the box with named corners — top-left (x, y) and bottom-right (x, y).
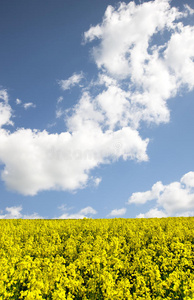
top-left (0, 217), bottom-right (194, 299)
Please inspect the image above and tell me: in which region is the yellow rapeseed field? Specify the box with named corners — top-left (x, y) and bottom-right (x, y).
top-left (0, 217), bottom-right (194, 299)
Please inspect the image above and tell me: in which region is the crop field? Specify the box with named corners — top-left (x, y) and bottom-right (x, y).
top-left (0, 217), bottom-right (194, 299)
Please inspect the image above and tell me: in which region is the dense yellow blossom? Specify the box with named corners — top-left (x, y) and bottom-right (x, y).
top-left (0, 217), bottom-right (194, 299)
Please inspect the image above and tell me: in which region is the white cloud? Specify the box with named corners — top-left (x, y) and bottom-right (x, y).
top-left (96, 83), bottom-right (133, 130)
top-left (84, 0), bottom-right (194, 126)
top-left (108, 207), bottom-right (126, 217)
top-left (79, 206), bottom-right (97, 215)
top-left (84, 24), bottom-right (102, 43)
top-left (0, 1), bottom-right (194, 196)
top-left (16, 98), bottom-right (22, 105)
top-left (164, 25), bottom-right (194, 90)
top-left (67, 90), bottom-right (149, 162)
top-left (0, 103), bottom-right (13, 128)
top-left (0, 118), bottom-right (148, 195)
top-left (184, 4), bottom-right (194, 15)
top-left (0, 89), bottom-right (13, 128)
top-left (57, 96), bottom-right (63, 103)
top-left (23, 212), bottom-right (43, 219)
top-left (56, 108), bottom-right (63, 119)
top-left (16, 98), bottom-right (36, 110)
top-left (0, 206), bottom-right (43, 219)
top-left (84, 0), bottom-right (184, 78)
top-left (129, 171), bottom-right (194, 217)
top-left (58, 206), bottom-right (97, 219)
top-left (0, 205), bottom-right (96, 219)
top-left (158, 181), bottom-right (194, 214)
top-left (0, 206), bottom-right (22, 219)
top-left (58, 72), bottom-right (84, 91)
top-left (23, 102), bottom-right (36, 110)
top-left (93, 177), bottom-right (102, 187)
top-left (0, 89), bottom-right (9, 103)
top-left (55, 97), bottom-right (64, 119)
top-left (181, 171), bottom-right (194, 187)
top-left (129, 181), bottom-right (164, 204)
top-left (47, 122), bottom-right (56, 129)
top-left (137, 208), bottom-right (167, 218)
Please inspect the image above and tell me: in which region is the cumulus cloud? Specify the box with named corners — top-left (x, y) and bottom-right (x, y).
top-left (58, 72), bottom-right (84, 91)
top-left (0, 82), bottom-right (148, 196)
top-left (84, 0), bottom-right (182, 77)
top-left (129, 181), bottom-right (164, 204)
top-left (136, 208), bottom-right (167, 219)
top-left (128, 171), bottom-right (194, 217)
top-left (181, 171), bottom-right (194, 187)
top-left (58, 206), bottom-right (97, 219)
top-left (0, 206), bottom-right (22, 219)
top-left (108, 207), bottom-right (126, 217)
top-left (0, 206), bottom-right (43, 219)
top-left (0, 123), bottom-right (148, 195)
top-left (84, 0), bottom-right (194, 125)
top-left (0, 1), bottom-right (194, 196)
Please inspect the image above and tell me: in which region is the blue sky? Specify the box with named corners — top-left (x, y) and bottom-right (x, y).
top-left (0, 0), bottom-right (194, 219)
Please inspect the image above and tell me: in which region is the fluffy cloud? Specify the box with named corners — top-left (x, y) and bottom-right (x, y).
top-left (108, 208), bottom-right (126, 217)
top-left (0, 1), bottom-right (194, 196)
top-left (0, 206), bottom-right (43, 219)
top-left (58, 206), bottom-right (97, 219)
top-left (128, 171), bottom-right (194, 217)
top-left (164, 25), bottom-right (194, 90)
top-left (0, 122), bottom-right (148, 195)
top-left (181, 172), bottom-right (194, 187)
top-left (84, 0), bottom-right (194, 125)
top-left (129, 181), bottom-right (164, 204)
top-left (84, 0), bottom-right (183, 77)
top-left (137, 208), bottom-right (167, 219)
top-left (58, 72), bottom-right (84, 91)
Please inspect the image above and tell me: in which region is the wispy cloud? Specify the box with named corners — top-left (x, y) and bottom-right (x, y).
top-left (58, 72), bottom-right (84, 91)
top-left (57, 96), bottom-right (63, 103)
top-left (58, 206), bottom-right (97, 219)
top-left (93, 177), bottom-right (102, 187)
top-left (0, 89), bottom-right (9, 103)
top-left (0, 89), bottom-right (13, 127)
top-left (16, 98), bottom-right (22, 105)
top-left (23, 102), bottom-right (36, 110)
top-left (55, 108), bottom-right (64, 119)
top-left (15, 98), bottom-right (36, 110)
